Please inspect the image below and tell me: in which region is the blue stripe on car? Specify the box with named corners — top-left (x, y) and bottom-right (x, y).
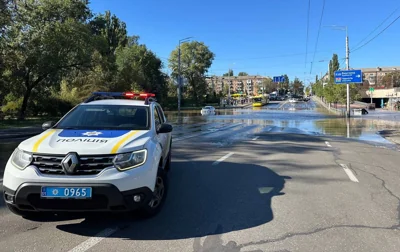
top-left (58, 130), bottom-right (131, 138)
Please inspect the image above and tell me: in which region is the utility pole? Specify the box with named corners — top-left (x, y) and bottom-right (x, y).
top-left (345, 27), bottom-right (350, 118)
top-left (177, 37), bottom-right (193, 114)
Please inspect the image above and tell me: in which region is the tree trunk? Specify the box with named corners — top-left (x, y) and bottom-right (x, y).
top-left (18, 87), bottom-right (32, 120)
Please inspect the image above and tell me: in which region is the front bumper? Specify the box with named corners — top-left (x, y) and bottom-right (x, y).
top-left (3, 183), bottom-right (153, 212)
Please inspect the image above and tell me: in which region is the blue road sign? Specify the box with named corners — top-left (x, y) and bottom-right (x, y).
top-left (334, 70), bottom-right (363, 84)
top-left (273, 76), bottom-right (285, 83)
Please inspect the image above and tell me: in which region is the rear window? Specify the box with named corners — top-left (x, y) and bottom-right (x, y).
top-left (55, 105), bottom-right (149, 130)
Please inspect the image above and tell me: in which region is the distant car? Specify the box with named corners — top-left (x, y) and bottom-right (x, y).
top-left (201, 106), bottom-right (216, 115)
top-left (289, 98), bottom-right (297, 103)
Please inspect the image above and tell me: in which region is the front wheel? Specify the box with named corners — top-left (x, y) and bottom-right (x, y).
top-left (139, 168), bottom-right (168, 218)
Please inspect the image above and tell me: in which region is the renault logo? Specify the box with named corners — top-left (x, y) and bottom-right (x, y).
top-left (61, 152), bottom-right (80, 175)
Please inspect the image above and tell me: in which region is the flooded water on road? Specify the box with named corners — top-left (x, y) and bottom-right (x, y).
top-left (165, 101), bottom-right (400, 145)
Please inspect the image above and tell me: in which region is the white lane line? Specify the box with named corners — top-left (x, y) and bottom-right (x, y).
top-left (212, 152), bottom-right (234, 166)
top-left (340, 164), bottom-right (359, 183)
top-left (266, 127), bottom-right (273, 132)
top-left (68, 227), bottom-right (118, 252)
top-left (325, 141), bottom-right (332, 147)
top-left (258, 187), bottom-right (274, 194)
top-left (252, 136), bottom-right (259, 141)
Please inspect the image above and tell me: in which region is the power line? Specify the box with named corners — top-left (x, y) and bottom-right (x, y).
top-left (160, 49), bottom-right (341, 62)
top-left (352, 6), bottom-right (400, 50)
top-left (310, 0), bottom-right (326, 74)
top-left (305, 0), bottom-right (311, 68)
top-left (352, 14), bottom-right (400, 53)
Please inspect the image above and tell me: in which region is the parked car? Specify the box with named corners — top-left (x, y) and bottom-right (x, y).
top-left (201, 106), bottom-right (216, 115)
top-left (3, 92), bottom-right (173, 219)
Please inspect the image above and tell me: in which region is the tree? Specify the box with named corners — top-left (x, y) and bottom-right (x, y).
top-left (0, 0), bottom-right (11, 34)
top-left (115, 43), bottom-right (167, 103)
top-left (382, 72), bottom-right (400, 88)
top-left (1, 0), bottom-right (95, 119)
top-left (329, 54), bottom-right (340, 83)
top-left (261, 78), bottom-right (275, 94)
top-left (90, 10), bottom-right (128, 56)
top-left (223, 69), bottom-right (234, 77)
top-left (238, 72), bottom-right (248, 76)
top-left (291, 78), bottom-right (304, 95)
top-left (168, 41), bottom-right (215, 105)
top-left (281, 74), bottom-right (290, 90)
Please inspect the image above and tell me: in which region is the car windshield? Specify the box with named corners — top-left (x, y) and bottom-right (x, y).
top-left (55, 105), bottom-right (149, 130)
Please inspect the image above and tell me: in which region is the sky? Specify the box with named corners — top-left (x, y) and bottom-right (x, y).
top-left (89, 0), bottom-right (400, 86)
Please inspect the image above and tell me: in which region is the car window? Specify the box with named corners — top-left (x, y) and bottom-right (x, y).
top-left (55, 105), bottom-right (149, 130)
top-left (154, 106), bottom-right (161, 127)
top-left (156, 105), bottom-right (166, 123)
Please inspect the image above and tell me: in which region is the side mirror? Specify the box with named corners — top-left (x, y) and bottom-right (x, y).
top-left (157, 123), bottom-right (173, 134)
top-left (42, 121), bottom-right (55, 130)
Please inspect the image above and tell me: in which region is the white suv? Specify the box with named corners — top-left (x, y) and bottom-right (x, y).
top-left (2, 92), bottom-right (173, 218)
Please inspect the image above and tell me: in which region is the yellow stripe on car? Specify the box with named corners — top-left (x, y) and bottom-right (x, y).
top-left (111, 130), bottom-right (139, 154)
top-left (32, 129), bottom-right (56, 152)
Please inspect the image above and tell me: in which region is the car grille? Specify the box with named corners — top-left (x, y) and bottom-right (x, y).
top-left (32, 154), bottom-right (115, 175)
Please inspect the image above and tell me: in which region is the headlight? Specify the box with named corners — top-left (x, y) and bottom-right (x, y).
top-left (113, 149), bottom-right (147, 171)
top-left (11, 148), bottom-right (33, 170)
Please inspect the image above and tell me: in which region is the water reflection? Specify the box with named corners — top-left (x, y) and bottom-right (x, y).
top-left (165, 106), bottom-right (400, 144)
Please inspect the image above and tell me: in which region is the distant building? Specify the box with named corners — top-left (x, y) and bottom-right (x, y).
top-left (205, 75), bottom-right (271, 96)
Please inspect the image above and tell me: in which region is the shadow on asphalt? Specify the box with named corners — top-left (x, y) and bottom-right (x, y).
top-left (52, 161), bottom-right (289, 241)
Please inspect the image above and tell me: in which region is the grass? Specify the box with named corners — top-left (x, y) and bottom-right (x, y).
top-left (0, 117), bottom-right (60, 129)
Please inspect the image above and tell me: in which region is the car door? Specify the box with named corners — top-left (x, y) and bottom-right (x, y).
top-left (153, 105), bottom-right (169, 161)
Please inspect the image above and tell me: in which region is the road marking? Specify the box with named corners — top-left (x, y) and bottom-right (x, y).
top-left (68, 227), bottom-right (118, 252)
top-left (258, 187), bottom-right (274, 194)
top-left (212, 152), bottom-right (234, 166)
top-left (340, 164), bottom-right (359, 182)
top-left (252, 136), bottom-right (259, 140)
top-left (325, 141), bottom-right (332, 147)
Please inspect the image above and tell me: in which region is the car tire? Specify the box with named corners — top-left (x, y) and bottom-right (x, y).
top-left (138, 167), bottom-right (168, 218)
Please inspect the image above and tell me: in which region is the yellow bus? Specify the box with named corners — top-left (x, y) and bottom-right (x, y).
top-left (252, 95), bottom-right (269, 107)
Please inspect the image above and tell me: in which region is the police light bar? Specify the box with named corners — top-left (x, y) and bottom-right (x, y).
top-left (139, 93), bottom-right (155, 98)
top-left (86, 92), bottom-right (156, 103)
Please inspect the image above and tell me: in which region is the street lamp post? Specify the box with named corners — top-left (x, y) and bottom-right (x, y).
top-left (177, 37), bottom-right (193, 113)
top-left (325, 25), bottom-right (350, 117)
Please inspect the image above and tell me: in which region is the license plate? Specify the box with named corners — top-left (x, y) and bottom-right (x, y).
top-left (41, 187), bottom-right (92, 199)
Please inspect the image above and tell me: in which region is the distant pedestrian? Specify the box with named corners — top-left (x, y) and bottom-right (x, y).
top-left (362, 108), bottom-right (369, 115)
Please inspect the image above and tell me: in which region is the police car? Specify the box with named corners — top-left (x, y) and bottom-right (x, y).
top-left (2, 92), bottom-right (173, 218)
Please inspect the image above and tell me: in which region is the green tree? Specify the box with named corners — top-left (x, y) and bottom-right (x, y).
top-left (115, 43), bottom-right (167, 103)
top-left (291, 78), bottom-right (304, 95)
top-left (1, 0), bottom-right (95, 119)
top-left (260, 78), bottom-right (275, 94)
top-left (168, 41), bottom-right (215, 105)
top-left (90, 10), bottom-right (128, 56)
top-left (329, 54), bottom-right (340, 83)
top-left (238, 72), bottom-right (248, 76)
top-left (223, 69), bottom-right (234, 77)
top-left (281, 74), bottom-right (290, 90)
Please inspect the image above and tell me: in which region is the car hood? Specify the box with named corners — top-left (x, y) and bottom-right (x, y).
top-left (18, 129), bottom-right (151, 155)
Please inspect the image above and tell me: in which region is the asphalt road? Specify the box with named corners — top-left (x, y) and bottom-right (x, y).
top-left (0, 102), bottom-right (400, 252)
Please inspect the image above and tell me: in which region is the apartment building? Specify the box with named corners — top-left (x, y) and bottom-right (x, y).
top-left (205, 75), bottom-right (270, 96)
